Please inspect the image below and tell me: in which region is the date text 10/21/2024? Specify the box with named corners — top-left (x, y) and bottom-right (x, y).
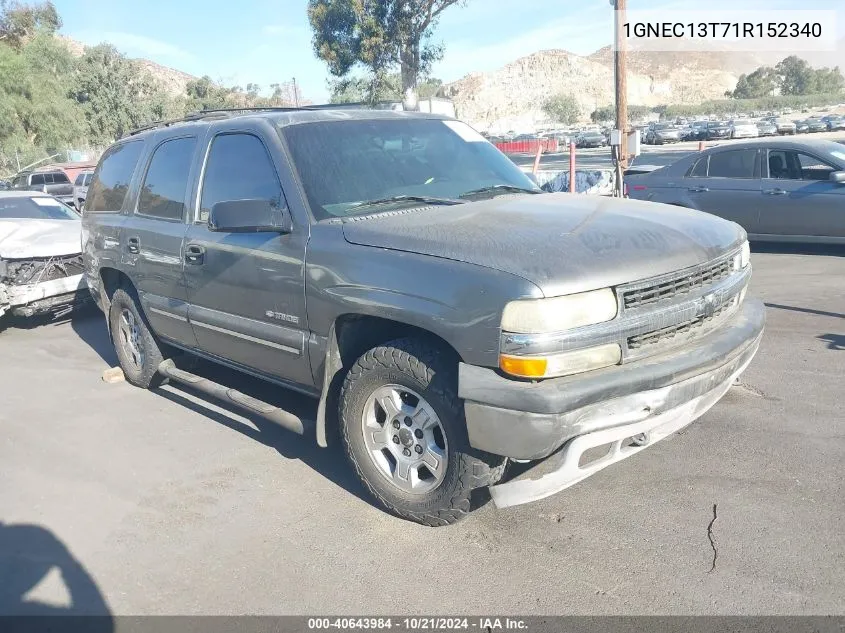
top-left (307, 618), bottom-right (529, 630)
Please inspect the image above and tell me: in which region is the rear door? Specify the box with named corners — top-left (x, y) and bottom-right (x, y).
top-left (124, 133), bottom-right (200, 346)
top-left (686, 148), bottom-right (763, 233)
top-left (182, 120), bottom-right (312, 387)
top-left (758, 148), bottom-right (845, 239)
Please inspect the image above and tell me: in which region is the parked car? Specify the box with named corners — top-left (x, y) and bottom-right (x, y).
top-left (729, 120), bottom-right (759, 139)
top-left (803, 118), bottom-right (828, 133)
top-left (82, 108), bottom-right (763, 524)
top-left (73, 170), bottom-right (94, 211)
top-left (821, 115), bottom-right (845, 131)
top-left (11, 170), bottom-right (74, 206)
top-left (763, 117), bottom-right (797, 135)
top-left (626, 138), bottom-right (845, 243)
top-left (689, 120), bottom-right (710, 140)
top-left (0, 191), bottom-right (87, 326)
top-left (756, 120), bottom-right (778, 137)
top-left (645, 123), bottom-right (682, 145)
top-left (795, 120), bottom-right (810, 134)
top-left (575, 130), bottom-right (607, 148)
top-left (704, 121), bottom-right (732, 140)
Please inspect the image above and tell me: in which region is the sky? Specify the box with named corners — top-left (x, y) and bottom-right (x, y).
top-left (53, 0), bottom-right (843, 104)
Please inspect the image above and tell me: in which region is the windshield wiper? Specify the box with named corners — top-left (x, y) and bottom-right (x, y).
top-left (458, 184), bottom-right (542, 200)
top-left (346, 195), bottom-right (463, 213)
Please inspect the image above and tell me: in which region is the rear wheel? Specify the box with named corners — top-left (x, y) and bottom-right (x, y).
top-left (109, 287), bottom-right (165, 389)
top-left (339, 338), bottom-right (506, 526)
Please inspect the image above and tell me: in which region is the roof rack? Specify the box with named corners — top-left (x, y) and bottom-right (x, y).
top-left (124, 103), bottom-right (400, 137)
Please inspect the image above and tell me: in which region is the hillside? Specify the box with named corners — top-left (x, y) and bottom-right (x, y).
top-left (441, 48), bottom-right (770, 133)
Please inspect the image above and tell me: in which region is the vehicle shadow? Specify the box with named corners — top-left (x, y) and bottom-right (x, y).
top-left (818, 334), bottom-right (845, 350)
top-left (765, 303), bottom-right (845, 320)
top-left (69, 310), bottom-right (118, 366)
top-left (152, 362), bottom-right (373, 507)
top-left (750, 242), bottom-right (844, 257)
top-left (0, 521), bottom-right (113, 628)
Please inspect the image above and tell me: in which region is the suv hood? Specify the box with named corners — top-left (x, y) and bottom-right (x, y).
top-left (341, 193), bottom-right (744, 297)
top-left (0, 218), bottom-right (82, 259)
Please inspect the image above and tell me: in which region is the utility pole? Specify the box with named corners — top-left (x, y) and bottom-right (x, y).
top-left (613, 0), bottom-right (628, 195)
top-left (292, 77), bottom-right (300, 107)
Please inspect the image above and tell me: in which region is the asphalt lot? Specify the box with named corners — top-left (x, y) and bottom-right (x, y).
top-left (1, 245), bottom-right (844, 615)
top-left (511, 131), bottom-right (845, 171)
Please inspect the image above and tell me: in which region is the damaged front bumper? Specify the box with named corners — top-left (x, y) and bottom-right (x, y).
top-left (459, 298), bottom-right (765, 508)
top-left (0, 274), bottom-right (87, 318)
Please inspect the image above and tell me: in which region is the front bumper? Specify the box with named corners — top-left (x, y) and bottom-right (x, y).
top-left (459, 298), bottom-right (765, 504)
top-left (1, 274), bottom-right (87, 318)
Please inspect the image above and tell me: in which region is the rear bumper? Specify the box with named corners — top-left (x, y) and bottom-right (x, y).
top-left (459, 298), bottom-right (765, 462)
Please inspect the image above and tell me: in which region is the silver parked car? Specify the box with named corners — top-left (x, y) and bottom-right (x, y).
top-left (626, 139), bottom-right (845, 243)
top-left (73, 170), bottom-right (94, 211)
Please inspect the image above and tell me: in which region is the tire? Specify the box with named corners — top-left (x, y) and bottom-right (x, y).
top-left (339, 338), bottom-right (507, 526)
top-left (108, 287), bottom-right (166, 389)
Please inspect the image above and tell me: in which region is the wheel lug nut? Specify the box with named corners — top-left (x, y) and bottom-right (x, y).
top-left (404, 416), bottom-right (412, 426)
top-left (392, 435), bottom-right (400, 444)
top-left (392, 420), bottom-right (400, 429)
top-left (414, 429), bottom-right (423, 439)
top-left (403, 448), bottom-right (411, 457)
top-left (414, 444), bottom-right (423, 454)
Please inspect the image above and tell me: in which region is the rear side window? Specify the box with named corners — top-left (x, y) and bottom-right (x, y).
top-left (689, 157), bottom-right (708, 178)
top-left (87, 140), bottom-right (144, 213)
top-left (31, 174), bottom-right (45, 186)
top-left (199, 133), bottom-right (284, 222)
top-left (137, 137), bottom-right (197, 221)
top-left (52, 172), bottom-right (70, 184)
top-left (74, 173), bottom-right (86, 186)
top-left (707, 150), bottom-right (757, 179)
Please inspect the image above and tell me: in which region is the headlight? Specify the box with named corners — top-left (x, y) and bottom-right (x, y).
top-left (733, 241), bottom-right (751, 270)
top-left (500, 344), bottom-right (622, 379)
top-left (501, 288), bottom-right (618, 334)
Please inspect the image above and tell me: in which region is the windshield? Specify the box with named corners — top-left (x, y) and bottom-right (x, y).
top-left (0, 196), bottom-right (79, 220)
top-left (281, 118), bottom-right (539, 220)
top-left (654, 124), bottom-right (673, 130)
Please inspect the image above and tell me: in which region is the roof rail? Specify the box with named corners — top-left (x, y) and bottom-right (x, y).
top-left (124, 103), bottom-right (393, 137)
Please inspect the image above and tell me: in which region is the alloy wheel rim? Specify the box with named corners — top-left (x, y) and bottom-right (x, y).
top-left (361, 384), bottom-right (448, 495)
top-left (118, 309), bottom-right (144, 370)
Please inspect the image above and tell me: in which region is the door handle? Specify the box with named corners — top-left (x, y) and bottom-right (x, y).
top-left (687, 187), bottom-right (709, 193)
top-left (126, 236), bottom-right (140, 254)
top-left (184, 244), bottom-right (205, 265)
top-left (763, 188), bottom-right (788, 196)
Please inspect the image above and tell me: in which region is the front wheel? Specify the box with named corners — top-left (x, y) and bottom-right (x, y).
top-left (339, 338), bottom-right (506, 526)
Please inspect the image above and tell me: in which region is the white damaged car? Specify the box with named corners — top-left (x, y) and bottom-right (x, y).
top-left (0, 191), bottom-right (87, 326)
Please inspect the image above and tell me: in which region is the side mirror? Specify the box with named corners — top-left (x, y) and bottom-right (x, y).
top-left (208, 199), bottom-right (291, 233)
top-left (829, 171), bottom-right (845, 184)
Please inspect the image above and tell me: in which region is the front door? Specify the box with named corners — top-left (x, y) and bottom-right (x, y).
top-left (758, 148), bottom-right (845, 239)
top-left (182, 125), bottom-right (312, 387)
top-left (687, 148), bottom-right (763, 234)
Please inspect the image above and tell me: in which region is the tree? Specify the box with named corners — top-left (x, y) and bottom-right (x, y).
top-left (328, 71), bottom-right (441, 104)
top-left (776, 56), bottom-right (815, 95)
top-left (0, 0), bottom-right (60, 49)
top-left (730, 66), bottom-right (776, 99)
top-left (69, 44), bottom-right (170, 143)
top-left (590, 105), bottom-right (614, 123)
top-left (811, 66), bottom-right (844, 95)
top-left (542, 93), bottom-right (580, 125)
top-left (185, 75), bottom-right (233, 111)
top-left (308, 0), bottom-right (463, 105)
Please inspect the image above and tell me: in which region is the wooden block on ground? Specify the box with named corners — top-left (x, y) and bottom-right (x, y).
top-left (102, 367), bottom-right (125, 384)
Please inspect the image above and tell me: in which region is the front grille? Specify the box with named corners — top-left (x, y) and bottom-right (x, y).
top-left (627, 300), bottom-right (733, 350)
top-left (622, 257), bottom-right (733, 310)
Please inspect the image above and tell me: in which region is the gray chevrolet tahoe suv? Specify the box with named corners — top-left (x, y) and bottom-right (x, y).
top-left (82, 108), bottom-right (765, 525)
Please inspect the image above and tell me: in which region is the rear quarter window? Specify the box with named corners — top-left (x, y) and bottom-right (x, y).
top-left (86, 140), bottom-right (145, 213)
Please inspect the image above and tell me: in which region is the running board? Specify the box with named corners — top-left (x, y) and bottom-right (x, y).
top-left (157, 359), bottom-right (305, 435)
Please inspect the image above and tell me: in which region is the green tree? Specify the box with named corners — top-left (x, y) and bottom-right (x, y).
top-left (328, 71), bottom-right (441, 104)
top-left (185, 75), bottom-right (233, 111)
top-left (590, 105), bottom-right (614, 123)
top-left (811, 66), bottom-right (844, 95)
top-left (542, 93), bottom-right (580, 125)
top-left (0, 0), bottom-right (60, 49)
top-left (776, 56), bottom-right (815, 95)
top-left (730, 66), bottom-right (776, 99)
top-left (308, 0), bottom-right (463, 105)
top-left (69, 43), bottom-right (169, 143)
